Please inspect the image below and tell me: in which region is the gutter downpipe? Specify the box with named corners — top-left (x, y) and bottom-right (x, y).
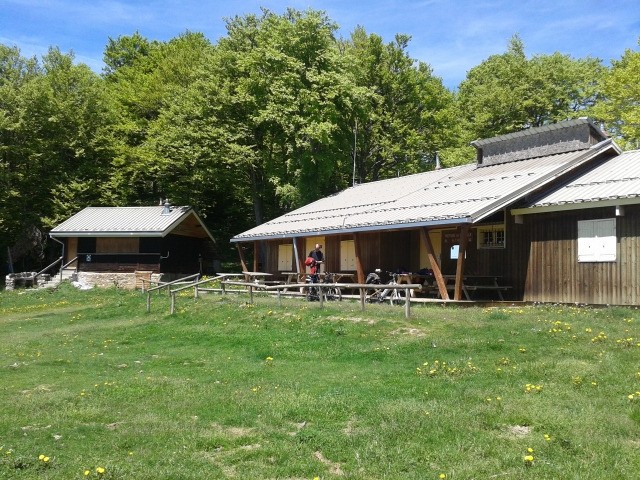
top-left (50, 235), bottom-right (65, 282)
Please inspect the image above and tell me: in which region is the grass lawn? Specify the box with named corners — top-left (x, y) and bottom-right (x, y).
top-left (0, 284), bottom-right (638, 479)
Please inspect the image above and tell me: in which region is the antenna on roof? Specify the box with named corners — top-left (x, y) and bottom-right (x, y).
top-left (352, 118), bottom-right (358, 187)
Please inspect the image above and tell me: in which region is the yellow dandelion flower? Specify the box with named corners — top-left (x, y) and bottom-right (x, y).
top-left (39, 454), bottom-right (45, 460)
top-left (84, 470), bottom-right (90, 476)
top-left (527, 447), bottom-right (534, 453)
top-left (439, 474), bottom-right (447, 479)
top-left (96, 466), bottom-right (106, 474)
top-left (524, 454), bottom-right (534, 463)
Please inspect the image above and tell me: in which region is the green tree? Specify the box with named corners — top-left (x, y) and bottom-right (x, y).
top-left (103, 31), bottom-right (153, 76)
top-left (455, 35), bottom-right (604, 151)
top-left (0, 44), bottom-right (40, 267)
top-left (591, 38), bottom-right (640, 149)
top-left (103, 31), bottom-right (213, 205)
top-left (0, 46), bottom-right (114, 269)
top-left (151, 8), bottom-right (358, 236)
top-left (345, 27), bottom-right (454, 181)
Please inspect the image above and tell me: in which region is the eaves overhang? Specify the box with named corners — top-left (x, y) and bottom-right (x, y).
top-left (230, 217), bottom-right (472, 242)
top-left (511, 196), bottom-right (640, 216)
top-left (50, 231), bottom-right (165, 238)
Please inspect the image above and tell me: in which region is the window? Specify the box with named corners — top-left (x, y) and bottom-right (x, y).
top-left (578, 219), bottom-right (616, 262)
top-left (449, 245), bottom-right (466, 260)
top-left (340, 240), bottom-right (356, 270)
top-left (477, 225), bottom-right (506, 249)
top-left (277, 244), bottom-right (293, 271)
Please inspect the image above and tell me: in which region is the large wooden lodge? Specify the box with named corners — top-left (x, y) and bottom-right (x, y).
top-left (232, 118), bottom-right (640, 305)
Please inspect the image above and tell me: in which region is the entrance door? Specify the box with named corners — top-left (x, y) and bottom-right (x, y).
top-left (67, 237), bottom-right (78, 266)
top-left (441, 229), bottom-right (473, 274)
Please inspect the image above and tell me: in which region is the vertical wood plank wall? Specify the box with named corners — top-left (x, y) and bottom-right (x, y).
top-left (521, 205), bottom-right (640, 305)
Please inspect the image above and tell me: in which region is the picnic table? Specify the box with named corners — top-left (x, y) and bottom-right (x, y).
top-left (440, 275), bottom-right (511, 301)
top-left (242, 271), bottom-right (273, 283)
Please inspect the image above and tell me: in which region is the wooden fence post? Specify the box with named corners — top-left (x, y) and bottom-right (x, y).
top-left (405, 288), bottom-right (411, 318)
top-left (170, 292), bottom-right (175, 314)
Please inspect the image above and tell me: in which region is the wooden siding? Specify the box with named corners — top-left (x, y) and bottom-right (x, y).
top-left (521, 205), bottom-right (640, 305)
top-left (73, 233), bottom-right (215, 275)
top-left (96, 237), bottom-right (139, 253)
top-left (256, 220), bottom-right (522, 300)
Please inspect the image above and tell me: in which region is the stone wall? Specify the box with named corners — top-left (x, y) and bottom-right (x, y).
top-left (5, 272), bottom-right (50, 290)
top-left (77, 272), bottom-right (163, 290)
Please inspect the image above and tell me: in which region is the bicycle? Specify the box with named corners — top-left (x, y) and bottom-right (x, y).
top-left (380, 271), bottom-right (406, 305)
top-left (306, 269), bottom-right (342, 302)
top-left (322, 272), bottom-right (342, 301)
top-left (365, 269), bottom-right (405, 305)
top-left (365, 269), bottom-right (384, 303)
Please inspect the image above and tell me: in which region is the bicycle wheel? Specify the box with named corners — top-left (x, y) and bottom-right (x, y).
top-left (326, 287), bottom-right (342, 301)
top-left (390, 288), bottom-right (405, 305)
top-left (306, 285), bottom-right (319, 302)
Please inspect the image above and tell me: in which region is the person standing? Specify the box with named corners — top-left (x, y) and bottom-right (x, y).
top-left (308, 243), bottom-right (324, 275)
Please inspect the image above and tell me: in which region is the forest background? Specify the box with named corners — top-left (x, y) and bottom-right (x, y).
top-left (1, 8), bottom-right (639, 273)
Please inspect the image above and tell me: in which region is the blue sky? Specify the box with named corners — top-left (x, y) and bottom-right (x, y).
top-left (1, 0), bottom-right (638, 89)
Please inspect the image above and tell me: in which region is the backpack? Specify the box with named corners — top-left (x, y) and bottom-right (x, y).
top-left (304, 256), bottom-right (315, 266)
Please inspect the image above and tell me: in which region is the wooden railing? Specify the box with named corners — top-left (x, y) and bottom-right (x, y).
top-left (152, 276), bottom-right (421, 318)
top-left (30, 256), bottom-right (63, 282)
top-left (144, 273), bottom-right (201, 312)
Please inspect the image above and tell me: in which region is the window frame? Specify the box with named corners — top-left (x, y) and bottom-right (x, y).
top-left (476, 224), bottom-right (506, 249)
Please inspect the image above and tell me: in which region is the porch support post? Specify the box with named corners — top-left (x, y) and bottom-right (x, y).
top-left (420, 227), bottom-right (449, 300)
top-left (236, 243), bottom-right (249, 272)
top-left (293, 237), bottom-right (305, 275)
top-left (454, 224), bottom-right (470, 301)
top-left (353, 233), bottom-right (365, 284)
top-left (253, 242), bottom-right (259, 271)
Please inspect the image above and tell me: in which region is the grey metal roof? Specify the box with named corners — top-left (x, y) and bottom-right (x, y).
top-left (50, 206), bottom-right (204, 238)
top-left (515, 149), bottom-right (640, 212)
top-left (232, 139), bottom-right (619, 241)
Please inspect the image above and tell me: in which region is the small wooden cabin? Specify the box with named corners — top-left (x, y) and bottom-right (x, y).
top-left (231, 118), bottom-right (640, 305)
top-left (50, 203), bottom-right (216, 288)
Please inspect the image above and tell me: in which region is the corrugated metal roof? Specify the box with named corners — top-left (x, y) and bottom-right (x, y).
top-left (50, 206), bottom-right (193, 237)
top-left (521, 149), bottom-right (640, 209)
top-left (232, 140), bottom-right (618, 241)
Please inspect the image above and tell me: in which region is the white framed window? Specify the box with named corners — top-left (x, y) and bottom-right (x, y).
top-left (340, 240), bottom-right (356, 270)
top-left (277, 244), bottom-right (293, 271)
top-left (477, 225), bottom-right (506, 249)
top-left (578, 219), bottom-right (616, 262)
